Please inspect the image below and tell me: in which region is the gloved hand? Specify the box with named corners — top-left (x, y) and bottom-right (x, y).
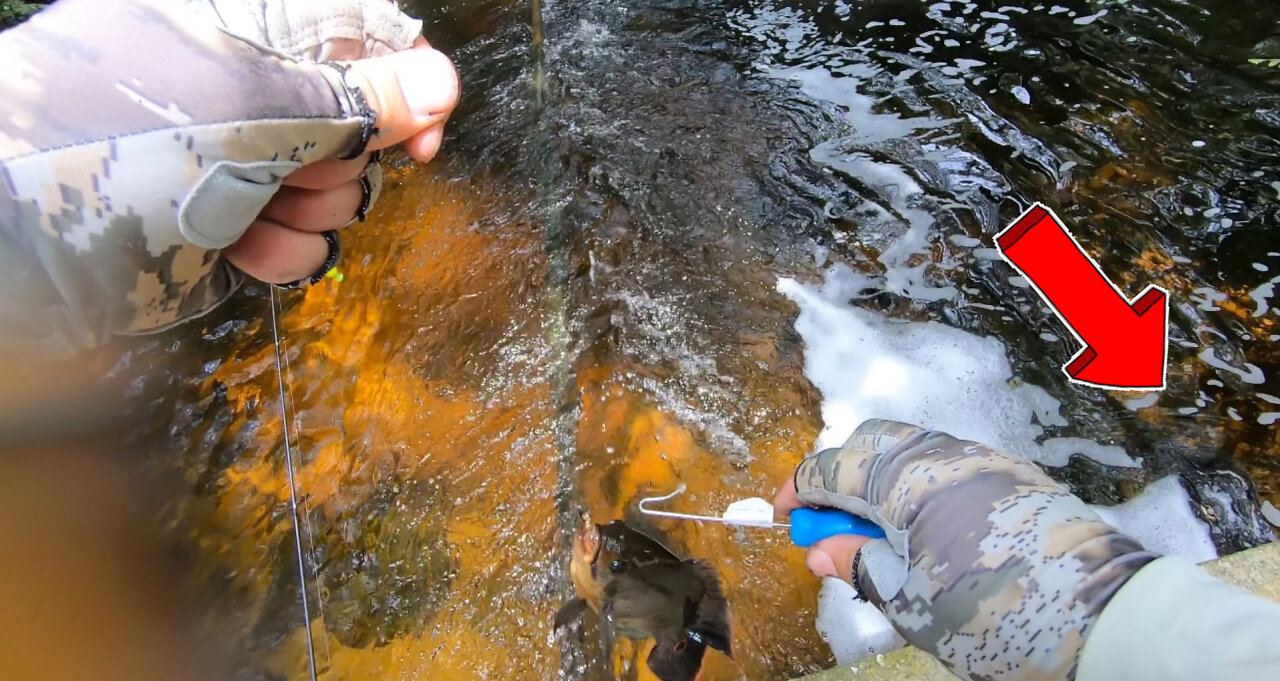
top-left (0, 0), bottom-right (458, 356)
top-left (775, 419), bottom-right (1158, 681)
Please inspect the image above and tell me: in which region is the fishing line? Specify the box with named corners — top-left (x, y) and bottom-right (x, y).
top-left (530, 0), bottom-right (546, 110)
top-left (277, 290), bottom-right (333, 671)
top-left (530, 2), bottom-right (592, 678)
top-left (529, 0), bottom-right (577, 574)
top-left (269, 285), bottom-right (319, 681)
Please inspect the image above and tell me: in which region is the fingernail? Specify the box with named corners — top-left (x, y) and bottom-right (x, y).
top-left (806, 550), bottom-right (838, 578)
top-left (399, 49), bottom-right (460, 118)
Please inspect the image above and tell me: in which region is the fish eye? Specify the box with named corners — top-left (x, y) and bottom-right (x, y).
top-left (609, 559), bottom-right (626, 573)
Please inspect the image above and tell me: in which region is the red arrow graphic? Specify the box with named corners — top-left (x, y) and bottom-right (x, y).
top-left (995, 203), bottom-right (1168, 390)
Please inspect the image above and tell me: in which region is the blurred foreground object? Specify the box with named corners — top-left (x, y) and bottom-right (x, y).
top-left (0, 353), bottom-right (226, 681)
top-left (0, 2), bottom-right (445, 680)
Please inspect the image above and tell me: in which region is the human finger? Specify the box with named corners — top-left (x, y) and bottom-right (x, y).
top-left (342, 43), bottom-right (459, 157)
top-left (284, 152), bottom-right (373, 190)
top-left (805, 535), bottom-right (871, 584)
top-left (222, 221), bottom-right (331, 284)
top-left (259, 182), bottom-right (365, 232)
top-left (403, 122), bottom-right (446, 164)
top-left (285, 41), bottom-right (457, 185)
top-left (773, 475), bottom-right (804, 522)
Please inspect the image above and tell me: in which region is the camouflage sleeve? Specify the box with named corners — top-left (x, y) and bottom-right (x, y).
top-left (794, 419), bottom-right (1159, 681)
top-left (1076, 556), bottom-right (1280, 681)
top-left (0, 0), bottom-right (419, 357)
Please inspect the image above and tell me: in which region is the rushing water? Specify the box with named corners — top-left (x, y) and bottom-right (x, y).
top-left (109, 1), bottom-right (1280, 679)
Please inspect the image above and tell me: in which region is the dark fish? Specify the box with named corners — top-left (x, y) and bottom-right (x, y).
top-left (554, 514), bottom-right (733, 681)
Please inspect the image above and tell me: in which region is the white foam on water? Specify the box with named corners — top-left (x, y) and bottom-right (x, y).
top-left (779, 268), bottom-right (1217, 663)
top-left (1248, 276), bottom-right (1278, 317)
top-left (1017, 382), bottom-right (1068, 427)
top-left (765, 62), bottom-right (963, 304)
top-left (1122, 392), bottom-right (1160, 411)
top-left (1189, 286), bottom-right (1226, 311)
top-left (1198, 347), bottom-right (1266, 384)
top-left (1039, 438), bottom-right (1139, 468)
top-left (1261, 501), bottom-right (1280, 528)
top-left (1073, 9), bottom-right (1108, 25)
top-left (777, 265), bottom-right (1068, 461)
top-left (1092, 476), bottom-right (1217, 563)
top-left (815, 579), bottom-right (904, 665)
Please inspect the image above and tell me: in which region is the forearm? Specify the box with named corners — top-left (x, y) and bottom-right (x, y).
top-left (0, 0), bottom-right (386, 354)
top-left (1078, 556), bottom-right (1280, 681)
top-left (786, 420), bottom-right (1280, 681)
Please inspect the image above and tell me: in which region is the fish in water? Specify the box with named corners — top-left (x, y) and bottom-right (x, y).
top-left (554, 514), bottom-right (733, 681)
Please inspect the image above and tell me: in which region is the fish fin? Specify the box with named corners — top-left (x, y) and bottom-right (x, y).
top-left (684, 560), bottom-right (733, 657)
top-left (689, 625), bottom-right (732, 658)
top-left (603, 520), bottom-right (681, 566)
top-left (553, 598), bottom-right (588, 630)
top-left (599, 609), bottom-right (616, 663)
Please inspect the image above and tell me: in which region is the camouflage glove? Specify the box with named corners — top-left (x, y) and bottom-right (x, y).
top-left (0, 0), bottom-right (453, 357)
top-left (786, 419), bottom-right (1158, 681)
top-left (182, 0), bottom-right (423, 62)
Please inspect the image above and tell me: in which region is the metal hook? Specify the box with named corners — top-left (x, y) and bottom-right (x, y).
top-left (638, 484), bottom-right (774, 526)
top-left (638, 484), bottom-right (724, 524)
top-left (638, 485), bottom-right (882, 541)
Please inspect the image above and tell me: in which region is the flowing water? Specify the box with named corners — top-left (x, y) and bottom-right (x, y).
top-left (111, 0), bottom-right (1280, 679)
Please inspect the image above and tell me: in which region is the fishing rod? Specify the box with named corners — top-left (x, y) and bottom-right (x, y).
top-left (268, 285), bottom-right (321, 681)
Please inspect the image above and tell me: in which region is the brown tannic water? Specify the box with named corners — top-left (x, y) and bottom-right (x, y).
top-left (105, 1), bottom-right (1279, 680)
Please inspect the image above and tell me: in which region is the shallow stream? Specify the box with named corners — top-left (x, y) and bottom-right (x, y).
top-left (116, 1), bottom-right (1279, 679)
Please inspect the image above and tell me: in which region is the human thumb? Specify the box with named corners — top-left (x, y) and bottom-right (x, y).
top-left (806, 535), bottom-right (871, 584)
top-left (343, 44), bottom-right (461, 160)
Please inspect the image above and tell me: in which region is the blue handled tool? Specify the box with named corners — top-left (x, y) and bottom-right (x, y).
top-left (637, 484), bottom-right (885, 545)
top-left (787, 507), bottom-right (886, 546)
